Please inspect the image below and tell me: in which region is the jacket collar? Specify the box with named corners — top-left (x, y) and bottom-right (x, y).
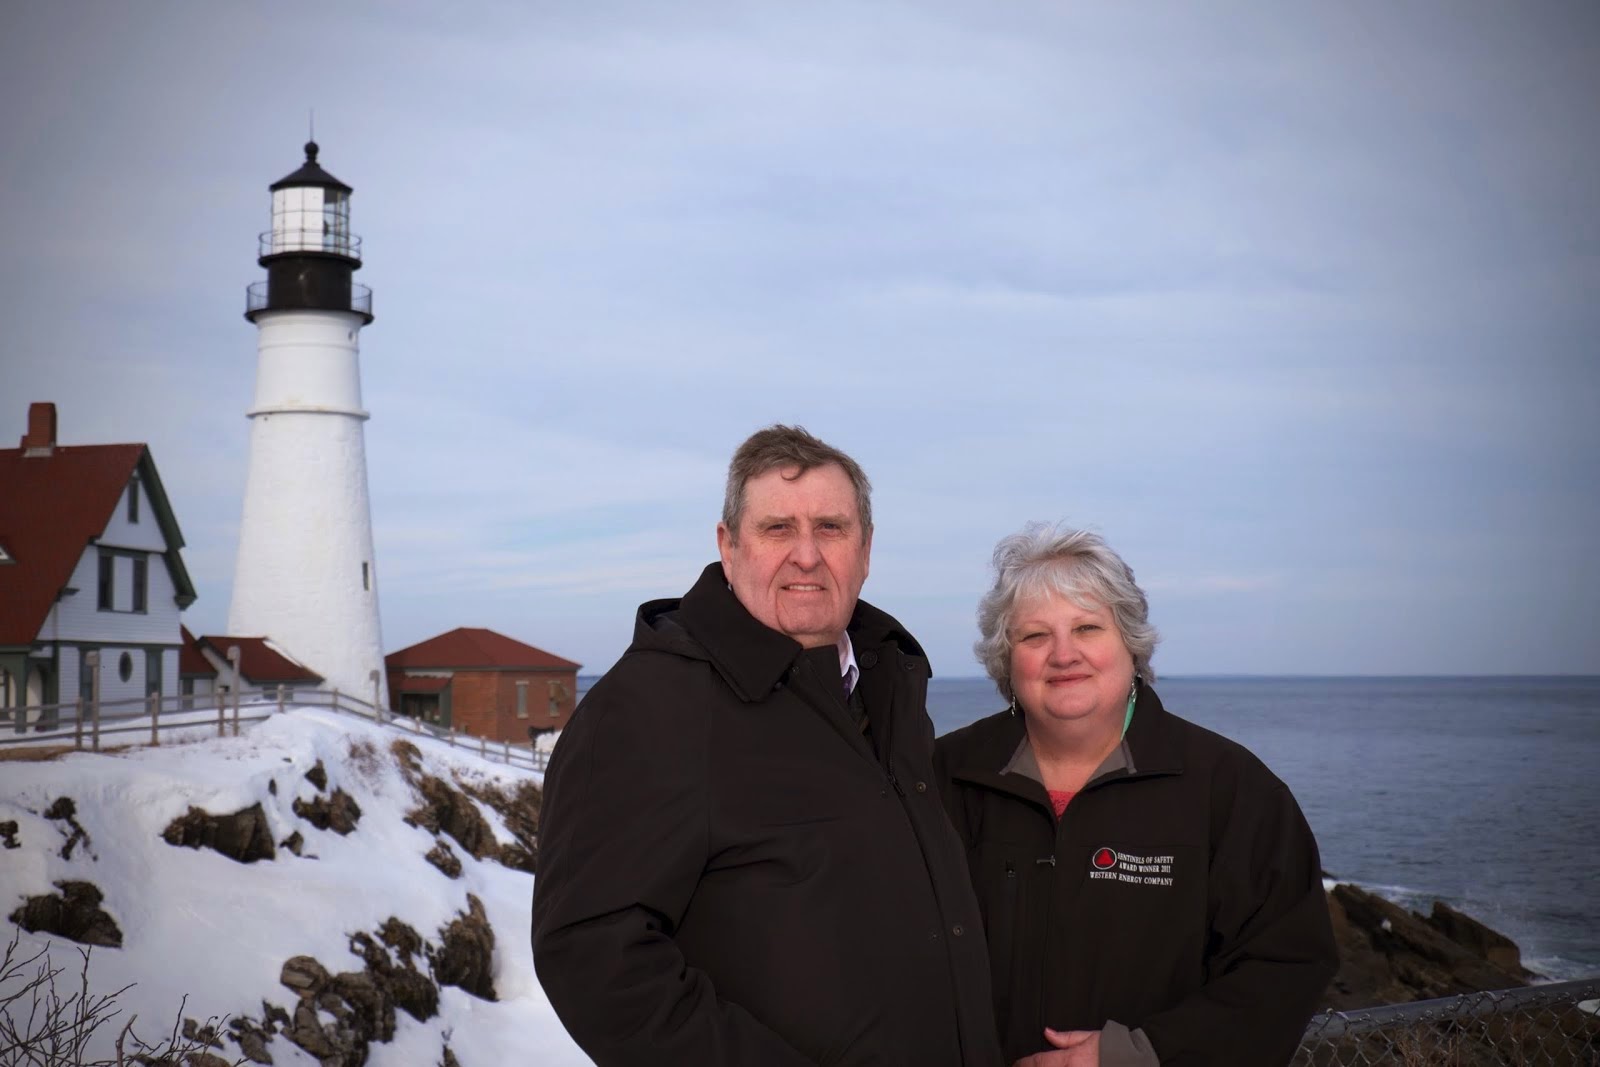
top-left (948, 683), bottom-right (1185, 795)
top-left (658, 562), bottom-right (929, 704)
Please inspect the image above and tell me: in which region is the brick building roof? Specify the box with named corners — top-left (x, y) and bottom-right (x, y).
top-left (197, 635), bottom-right (323, 683)
top-left (386, 627), bottom-right (581, 671)
top-left (0, 403), bottom-right (195, 646)
top-left (179, 627), bottom-right (216, 677)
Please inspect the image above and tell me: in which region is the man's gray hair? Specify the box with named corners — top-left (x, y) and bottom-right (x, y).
top-left (974, 522), bottom-right (1159, 698)
top-left (721, 425), bottom-right (873, 543)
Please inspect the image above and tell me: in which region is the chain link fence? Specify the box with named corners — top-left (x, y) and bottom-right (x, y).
top-left (1294, 978), bottom-right (1599, 1066)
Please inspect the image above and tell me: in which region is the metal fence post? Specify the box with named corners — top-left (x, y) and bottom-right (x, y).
top-left (278, 683), bottom-right (286, 715)
top-left (149, 690), bottom-right (159, 747)
top-left (74, 697), bottom-right (84, 751)
top-left (448, 725), bottom-right (455, 747)
top-left (216, 686), bottom-right (225, 737)
top-left (369, 669), bottom-right (382, 722)
top-left (479, 733), bottom-right (487, 758)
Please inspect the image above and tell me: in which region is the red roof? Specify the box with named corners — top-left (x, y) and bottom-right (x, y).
top-left (386, 627), bottom-right (580, 671)
top-left (179, 626), bottom-right (216, 676)
top-left (197, 635), bottom-right (322, 683)
top-left (0, 437), bottom-right (144, 646)
top-left (394, 675), bottom-right (451, 693)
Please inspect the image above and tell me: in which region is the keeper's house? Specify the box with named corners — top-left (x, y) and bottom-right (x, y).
top-left (0, 403), bottom-right (195, 729)
top-left (386, 627), bottom-right (580, 742)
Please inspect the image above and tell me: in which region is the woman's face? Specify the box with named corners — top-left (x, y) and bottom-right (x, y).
top-left (1007, 591), bottom-right (1135, 731)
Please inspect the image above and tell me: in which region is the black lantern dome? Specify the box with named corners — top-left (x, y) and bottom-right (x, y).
top-left (245, 141), bottom-right (373, 324)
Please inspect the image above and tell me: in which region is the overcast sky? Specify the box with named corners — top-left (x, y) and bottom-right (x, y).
top-left (3, 1), bottom-right (1596, 677)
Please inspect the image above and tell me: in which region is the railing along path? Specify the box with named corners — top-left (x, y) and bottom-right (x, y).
top-left (0, 685), bottom-right (549, 774)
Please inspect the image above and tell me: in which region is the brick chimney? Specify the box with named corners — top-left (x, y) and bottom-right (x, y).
top-left (21, 402), bottom-right (57, 457)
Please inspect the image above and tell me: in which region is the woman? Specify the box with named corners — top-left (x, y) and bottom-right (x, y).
top-left (936, 524), bottom-right (1337, 1067)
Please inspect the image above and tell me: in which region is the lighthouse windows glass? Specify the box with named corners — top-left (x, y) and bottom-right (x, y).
top-left (322, 191), bottom-right (350, 255)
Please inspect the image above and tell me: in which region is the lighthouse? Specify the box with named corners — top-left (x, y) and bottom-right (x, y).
top-left (230, 141), bottom-right (387, 708)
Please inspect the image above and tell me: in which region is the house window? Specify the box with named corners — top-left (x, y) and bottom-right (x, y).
top-left (548, 679), bottom-right (568, 717)
top-left (516, 680), bottom-right (529, 719)
top-left (98, 553), bottom-right (114, 610)
top-left (362, 562), bottom-right (369, 591)
top-left (132, 557), bottom-right (148, 612)
top-left (118, 653), bottom-right (133, 683)
top-left (127, 475), bottom-right (140, 523)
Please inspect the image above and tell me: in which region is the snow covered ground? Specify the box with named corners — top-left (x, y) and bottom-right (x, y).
top-left (0, 706), bottom-right (592, 1066)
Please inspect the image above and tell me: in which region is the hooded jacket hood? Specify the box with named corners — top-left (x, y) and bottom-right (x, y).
top-left (629, 562), bottom-right (929, 703)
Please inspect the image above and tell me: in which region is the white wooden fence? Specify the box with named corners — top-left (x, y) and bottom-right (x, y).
top-left (0, 657), bottom-right (550, 774)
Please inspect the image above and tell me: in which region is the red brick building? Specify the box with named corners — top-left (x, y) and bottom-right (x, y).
top-left (385, 627), bottom-right (581, 742)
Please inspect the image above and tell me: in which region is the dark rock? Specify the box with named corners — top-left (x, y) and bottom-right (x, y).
top-left (349, 927), bottom-right (438, 1023)
top-left (228, 1016), bottom-right (275, 1065)
top-left (461, 777), bottom-right (542, 874)
top-left (277, 918), bottom-right (447, 1065)
top-left (432, 894), bottom-right (496, 1001)
top-left (9, 880), bottom-right (122, 947)
top-left (267, 778), bottom-right (277, 796)
top-left (163, 803), bottom-right (276, 864)
top-left (182, 1017), bottom-right (223, 1048)
top-left (425, 839), bottom-right (462, 878)
top-left (440, 1047), bottom-right (461, 1067)
top-left (44, 796), bottom-right (75, 820)
top-left (1427, 900), bottom-right (1529, 976)
top-left (280, 955), bottom-right (330, 995)
top-left (279, 830), bottom-right (304, 856)
top-left (1, 820), bottom-right (18, 849)
top-left (379, 918), bottom-right (424, 962)
top-left (288, 999), bottom-right (336, 1059)
top-left (44, 796), bottom-right (91, 860)
top-left (406, 776), bottom-right (495, 859)
top-left (497, 842), bottom-right (537, 875)
top-left (304, 760), bottom-right (328, 791)
top-left (293, 788), bottom-right (362, 835)
top-left (184, 1053), bottom-right (233, 1067)
top-left (1324, 884), bottom-right (1529, 1011)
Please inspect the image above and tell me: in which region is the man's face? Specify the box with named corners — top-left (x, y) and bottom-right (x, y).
top-left (717, 463), bottom-right (872, 648)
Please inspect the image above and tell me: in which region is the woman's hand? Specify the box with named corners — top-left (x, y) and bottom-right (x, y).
top-left (1011, 1027), bottom-right (1100, 1066)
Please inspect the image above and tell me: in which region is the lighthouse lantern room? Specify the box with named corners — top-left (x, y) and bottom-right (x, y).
top-left (231, 141), bottom-right (387, 709)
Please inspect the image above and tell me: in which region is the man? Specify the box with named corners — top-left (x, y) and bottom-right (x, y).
top-left (532, 425), bottom-right (1002, 1067)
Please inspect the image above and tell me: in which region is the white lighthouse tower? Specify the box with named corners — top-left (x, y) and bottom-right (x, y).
top-left (230, 141), bottom-right (387, 708)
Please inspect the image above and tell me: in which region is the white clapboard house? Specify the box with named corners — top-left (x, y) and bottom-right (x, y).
top-left (0, 403), bottom-right (196, 729)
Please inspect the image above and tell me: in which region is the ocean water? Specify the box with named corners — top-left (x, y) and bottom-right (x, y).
top-left (928, 675), bottom-right (1600, 982)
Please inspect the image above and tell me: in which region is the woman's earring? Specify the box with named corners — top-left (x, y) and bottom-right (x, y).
top-left (1008, 693), bottom-right (1019, 717)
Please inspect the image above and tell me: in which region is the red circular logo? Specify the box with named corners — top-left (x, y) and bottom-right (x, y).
top-left (1092, 847), bottom-right (1116, 870)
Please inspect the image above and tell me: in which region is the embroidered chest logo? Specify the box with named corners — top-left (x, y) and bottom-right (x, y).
top-left (1087, 847), bottom-right (1174, 887)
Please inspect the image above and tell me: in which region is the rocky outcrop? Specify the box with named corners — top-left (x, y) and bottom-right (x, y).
top-left (405, 774), bottom-right (496, 859)
top-left (431, 894), bottom-right (496, 1002)
top-left (424, 840), bottom-right (462, 879)
top-left (463, 777), bottom-right (541, 874)
top-left (1324, 883), bottom-right (1531, 1010)
top-left (250, 912), bottom-right (475, 1066)
top-left (162, 802), bottom-right (276, 863)
top-left (9, 880), bottom-right (122, 947)
top-left (1, 819), bottom-right (18, 849)
top-left (392, 738), bottom-right (542, 875)
top-left (305, 759), bottom-right (329, 791)
top-left (45, 796), bottom-right (91, 859)
top-left (293, 788), bottom-right (363, 835)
